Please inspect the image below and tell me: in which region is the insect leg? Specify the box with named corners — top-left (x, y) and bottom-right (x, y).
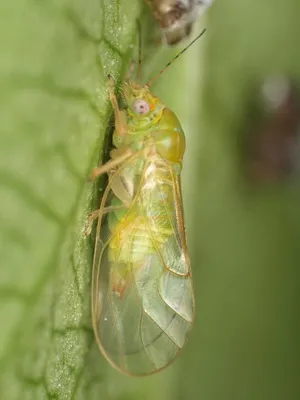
top-left (85, 205), bottom-right (126, 236)
top-left (90, 149), bottom-right (134, 180)
top-left (107, 74), bottom-right (127, 136)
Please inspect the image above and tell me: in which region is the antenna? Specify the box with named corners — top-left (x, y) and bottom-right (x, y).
top-left (137, 20), bottom-right (142, 84)
top-left (146, 28), bottom-right (206, 87)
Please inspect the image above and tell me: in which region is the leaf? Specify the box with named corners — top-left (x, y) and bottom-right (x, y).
top-left (0, 0), bottom-right (164, 398)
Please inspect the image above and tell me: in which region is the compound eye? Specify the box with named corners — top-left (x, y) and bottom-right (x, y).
top-left (132, 99), bottom-right (150, 115)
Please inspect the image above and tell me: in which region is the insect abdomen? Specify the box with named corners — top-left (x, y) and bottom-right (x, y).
top-left (108, 162), bottom-right (174, 265)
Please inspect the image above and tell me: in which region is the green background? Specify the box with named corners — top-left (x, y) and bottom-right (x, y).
top-left (1, 0), bottom-right (300, 399)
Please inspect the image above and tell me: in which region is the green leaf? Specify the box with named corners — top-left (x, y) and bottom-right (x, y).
top-left (0, 0), bottom-right (156, 398)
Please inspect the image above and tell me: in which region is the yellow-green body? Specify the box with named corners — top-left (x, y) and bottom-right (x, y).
top-left (92, 80), bottom-right (194, 376)
top-left (108, 94), bottom-right (185, 272)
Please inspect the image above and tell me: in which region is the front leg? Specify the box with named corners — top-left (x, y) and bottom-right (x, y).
top-left (88, 76), bottom-right (134, 180)
top-left (107, 74), bottom-right (127, 137)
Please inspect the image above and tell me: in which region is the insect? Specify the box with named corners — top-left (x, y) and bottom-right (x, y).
top-left (86, 30), bottom-right (205, 376)
top-left (144, 0), bottom-right (213, 45)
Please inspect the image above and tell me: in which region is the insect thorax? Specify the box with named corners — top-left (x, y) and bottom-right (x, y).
top-left (121, 107), bottom-right (186, 165)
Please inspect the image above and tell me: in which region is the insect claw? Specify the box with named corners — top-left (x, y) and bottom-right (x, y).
top-left (87, 170), bottom-right (95, 182)
top-left (84, 216), bottom-right (93, 237)
top-left (107, 74), bottom-right (115, 83)
top-left (84, 225), bottom-right (92, 237)
top-left (88, 168), bottom-right (99, 181)
top-left (84, 209), bottom-right (100, 236)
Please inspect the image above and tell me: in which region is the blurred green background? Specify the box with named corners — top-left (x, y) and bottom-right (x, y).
top-left (1, 0), bottom-right (300, 399)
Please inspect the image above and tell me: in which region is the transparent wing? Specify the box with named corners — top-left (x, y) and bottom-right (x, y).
top-left (92, 155), bottom-right (194, 376)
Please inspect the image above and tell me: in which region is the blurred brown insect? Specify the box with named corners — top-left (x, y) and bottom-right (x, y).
top-left (247, 77), bottom-right (300, 184)
top-left (144, 0), bottom-right (213, 45)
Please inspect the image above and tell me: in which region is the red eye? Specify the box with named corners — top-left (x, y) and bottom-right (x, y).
top-left (133, 99), bottom-right (150, 115)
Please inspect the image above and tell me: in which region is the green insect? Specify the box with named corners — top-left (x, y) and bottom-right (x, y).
top-left (87, 30), bottom-right (205, 376)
